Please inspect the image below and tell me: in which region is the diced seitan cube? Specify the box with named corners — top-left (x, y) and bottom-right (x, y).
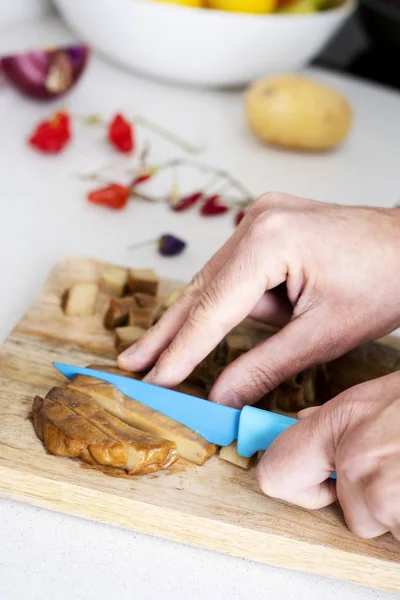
top-left (104, 297), bottom-right (134, 330)
top-left (133, 293), bottom-right (159, 310)
top-left (127, 268), bottom-right (159, 296)
top-left (115, 326), bottom-right (146, 353)
top-left (225, 333), bottom-right (252, 364)
top-left (99, 265), bottom-right (129, 297)
top-left (63, 282), bottom-right (98, 316)
top-left (129, 296), bottom-right (159, 329)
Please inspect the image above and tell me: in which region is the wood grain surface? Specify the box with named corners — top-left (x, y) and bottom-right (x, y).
top-left (0, 256), bottom-right (399, 594)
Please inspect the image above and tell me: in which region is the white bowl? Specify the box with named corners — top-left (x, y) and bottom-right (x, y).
top-left (53, 0), bottom-right (355, 88)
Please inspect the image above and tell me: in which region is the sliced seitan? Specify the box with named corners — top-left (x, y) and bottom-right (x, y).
top-left (219, 441), bottom-right (256, 470)
top-left (68, 374), bottom-right (217, 466)
top-left (33, 387), bottom-right (178, 475)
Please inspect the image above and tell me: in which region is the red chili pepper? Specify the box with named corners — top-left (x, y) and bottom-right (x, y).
top-left (29, 110), bottom-right (71, 153)
top-left (172, 191), bottom-right (203, 212)
top-left (200, 194), bottom-right (228, 216)
top-left (108, 113), bottom-right (134, 153)
top-left (234, 209), bottom-right (246, 226)
top-left (131, 167), bottom-right (156, 187)
top-left (132, 173), bottom-right (152, 186)
top-left (87, 183), bottom-right (130, 209)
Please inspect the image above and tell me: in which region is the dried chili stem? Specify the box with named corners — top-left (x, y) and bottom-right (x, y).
top-left (155, 158), bottom-right (254, 203)
top-left (133, 116), bottom-right (204, 154)
top-left (127, 238), bottom-right (158, 250)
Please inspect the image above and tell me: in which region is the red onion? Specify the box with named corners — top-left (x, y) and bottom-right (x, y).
top-left (1, 44), bottom-right (89, 100)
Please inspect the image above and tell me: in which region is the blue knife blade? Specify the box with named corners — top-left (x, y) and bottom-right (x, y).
top-left (53, 362), bottom-right (241, 447)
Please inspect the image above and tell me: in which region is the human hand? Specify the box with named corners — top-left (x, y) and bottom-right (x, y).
top-left (257, 371), bottom-right (400, 540)
top-left (118, 193), bottom-right (400, 407)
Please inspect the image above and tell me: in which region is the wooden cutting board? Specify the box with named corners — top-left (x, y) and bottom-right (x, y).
top-left (0, 256), bottom-right (399, 594)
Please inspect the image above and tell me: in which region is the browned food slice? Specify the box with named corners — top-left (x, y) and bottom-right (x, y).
top-left (87, 363), bottom-right (206, 399)
top-left (127, 268), bottom-right (159, 296)
top-left (219, 441), bottom-right (256, 470)
top-left (86, 364), bottom-right (144, 379)
top-left (41, 387), bottom-right (177, 474)
top-left (274, 368), bottom-right (318, 413)
top-left (128, 293), bottom-right (159, 329)
top-left (186, 360), bottom-right (211, 389)
top-left (174, 380), bottom-right (208, 400)
top-left (325, 338), bottom-right (400, 396)
top-left (32, 395), bottom-right (126, 468)
top-left (100, 265), bottom-right (129, 297)
top-left (129, 305), bottom-right (156, 329)
top-left (104, 297), bottom-right (134, 330)
top-left (68, 374), bottom-right (217, 465)
top-left (115, 325), bottom-right (146, 353)
top-left (62, 282), bottom-right (98, 316)
top-left (133, 292), bottom-right (159, 310)
top-left (224, 333), bottom-right (252, 364)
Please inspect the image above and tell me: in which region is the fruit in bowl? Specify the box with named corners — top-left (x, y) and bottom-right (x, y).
top-left (207, 0), bottom-right (277, 13)
top-left (53, 0), bottom-right (355, 88)
top-left (151, 0), bottom-right (204, 6)
top-left (148, 0), bottom-right (345, 11)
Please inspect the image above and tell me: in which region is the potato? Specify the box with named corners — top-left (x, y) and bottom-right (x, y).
top-left (245, 74), bottom-right (352, 151)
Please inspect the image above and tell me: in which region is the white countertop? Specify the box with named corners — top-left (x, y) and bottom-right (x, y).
top-left (0, 14), bottom-right (399, 600)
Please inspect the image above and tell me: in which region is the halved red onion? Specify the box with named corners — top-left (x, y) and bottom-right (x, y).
top-left (1, 44), bottom-right (89, 100)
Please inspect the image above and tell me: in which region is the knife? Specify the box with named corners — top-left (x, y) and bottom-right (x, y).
top-left (53, 362), bottom-right (336, 479)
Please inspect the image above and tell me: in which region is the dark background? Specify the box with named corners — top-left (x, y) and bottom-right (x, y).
top-left (313, 9), bottom-right (400, 91)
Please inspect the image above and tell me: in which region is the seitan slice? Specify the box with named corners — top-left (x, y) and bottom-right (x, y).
top-left (32, 395), bottom-right (126, 468)
top-left (33, 387), bottom-right (178, 475)
top-left (68, 374), bottom-right (217, 465)
top-left (219, 441), bottom-right (256, 470)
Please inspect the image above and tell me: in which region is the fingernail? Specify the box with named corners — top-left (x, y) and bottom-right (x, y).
top-left (215, 390), bottom-right (244, 409)
top-left (117, 344), bottom-right (138, 368)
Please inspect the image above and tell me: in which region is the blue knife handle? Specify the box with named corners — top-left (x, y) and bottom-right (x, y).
top-left (237, 405), bottom-right (336, 480)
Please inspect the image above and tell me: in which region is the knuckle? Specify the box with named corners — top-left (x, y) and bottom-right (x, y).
top-left (337, 450), bottom-right (368, 482)
top-left (249, 192), bottom-right (287, 215)
top-left (190, 285), bottom-right (223, 323)
top-left (184, 302), bottom-right (211, 332)
top-left (365, 477), bottom-right (400, 527)
top-left (247, 209), bottom-right (291, 245)
top-left (186, 269), bottom-right (208, 299)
